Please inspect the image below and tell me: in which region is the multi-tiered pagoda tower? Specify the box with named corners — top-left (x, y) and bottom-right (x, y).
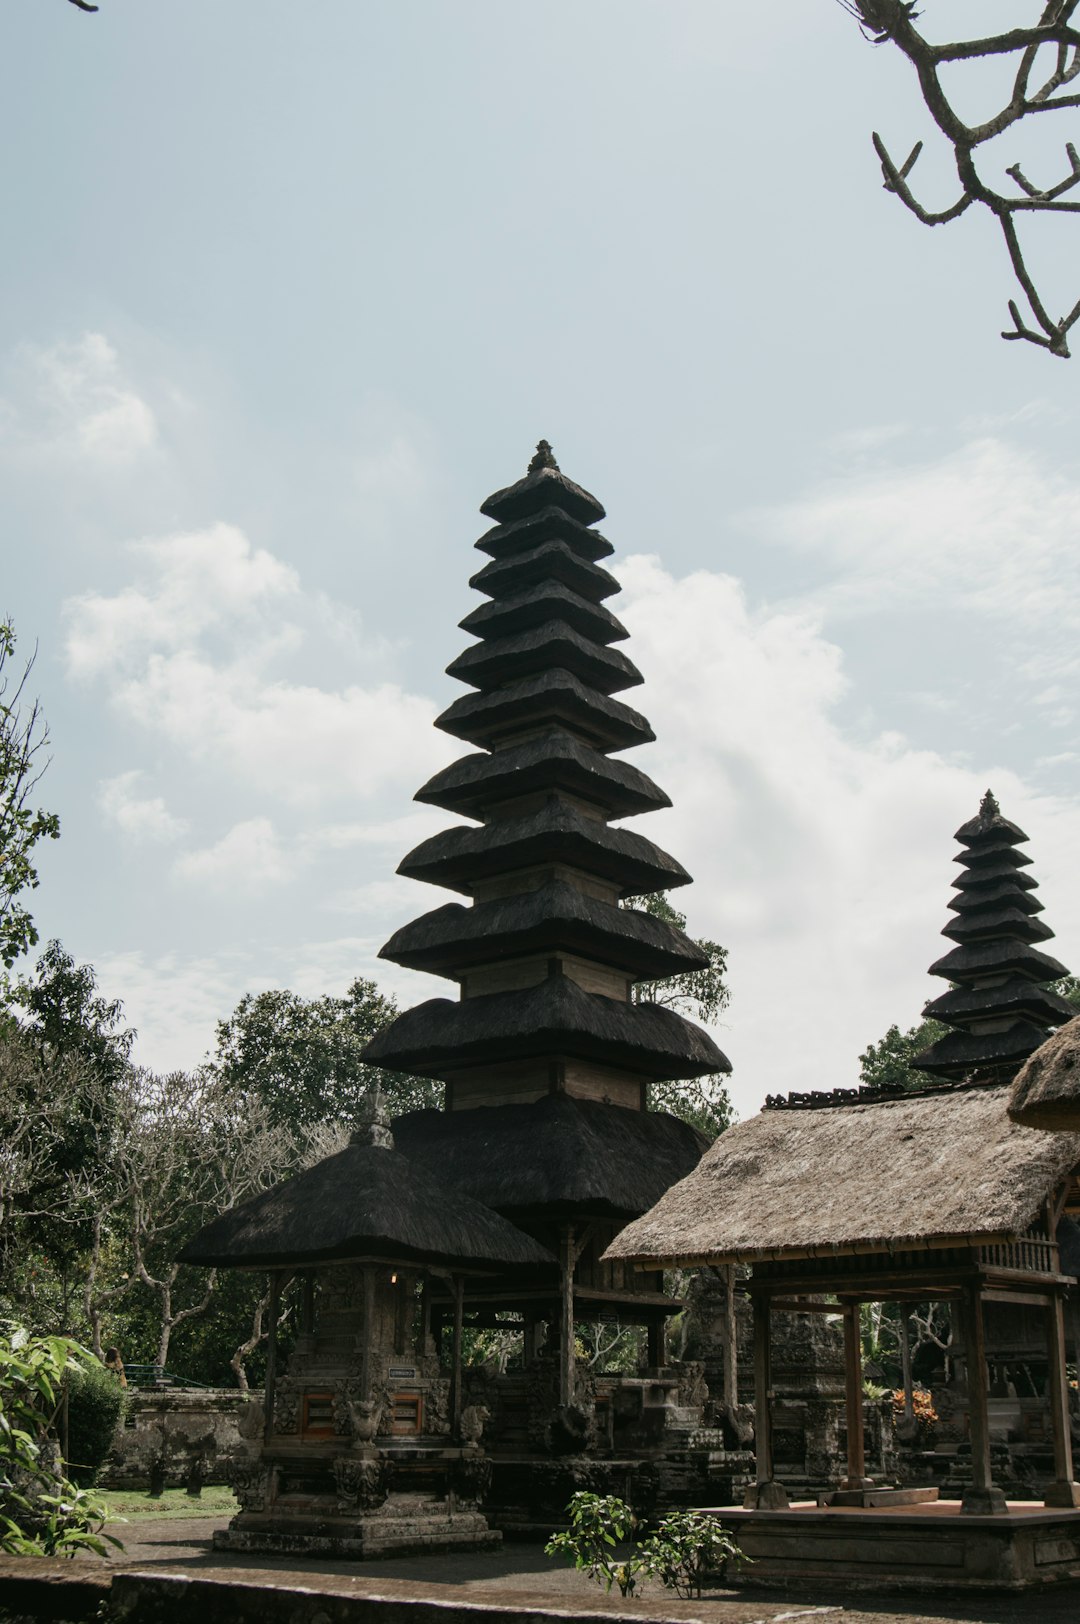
top-left (913, 791), bottom-right (1075, 1083)
top-left (365, 443), bottom-right (729, 1423)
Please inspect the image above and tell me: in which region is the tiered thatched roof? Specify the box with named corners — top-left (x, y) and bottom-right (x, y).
top-left (180, 1139), bottom-right (554, 1271)
top-left (1010, 1016), bottom-right (1080, 1132)
top-left (604, 1084), bottom-right (1080, 1267)
top-left (915, 791), bottom-right (1074, 1082)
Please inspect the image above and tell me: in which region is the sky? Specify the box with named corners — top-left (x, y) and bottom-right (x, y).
top-left (5, 1), bottom-right (1080, 1121)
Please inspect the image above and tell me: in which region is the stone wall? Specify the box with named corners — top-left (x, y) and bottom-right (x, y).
top-left (102, 1388), bottom-right (261, 1490)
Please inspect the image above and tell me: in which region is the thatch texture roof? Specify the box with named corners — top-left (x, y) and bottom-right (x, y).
top-left (378, 881), bottom-right (709, 981)
top-left (1009, 1017), bottom-right (1080, 1132)
top-left (435, 670), bottom-right (654, 753)
top-left (604, 1084), bottom-right (1080, 1267)
top-left (394, 1095), bottom-right (708, 1219)
top-left (447, 621), bottom-right (642, 696)
top-left (460, 582), bottom-right (628, 646)
top-left (397, 800), bottom-right (691, 897)
top-left (480, 466), bottom-right (605, 528)
top-left (928, 938), bottom-right (1068, 983)
top-left (470, 541), bottom-right (619, 606)
top-left (414, 731), bottom-right (670, 820)
top-left (363, 976), bottom-right (730, 1081)
top-left (925, 977), bottom-right (1076, 1027)
top-left (476, 503), bottom-right (614, 563)
top-left (179, 1142), bottom-right (555, 1271)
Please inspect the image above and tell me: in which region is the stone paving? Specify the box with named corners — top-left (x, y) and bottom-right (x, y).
top-left (60, 1515), bottom-right (1080, 1624)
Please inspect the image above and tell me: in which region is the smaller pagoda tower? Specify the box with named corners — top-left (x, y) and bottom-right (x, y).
top-left (913, 790), bottom-right (1075, 1083)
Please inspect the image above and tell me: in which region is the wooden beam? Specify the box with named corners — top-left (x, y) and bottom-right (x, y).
top-left (722, 1264), bottom-right (738, 1416)
top-left (1043, 1293), bottom-right (1080, 1508)
top-left (450, 1274), bottom-right (464, 1439)
top-left (361, 1266), bottom-right (375, 1402)
top-left (959, 1283), bottom-right (1006, 1515)
top-left (743, 1295), bottom-right (788, 1510)
top-left (263, 1271), bottom-right (280, 1446)
top-left (841, 1302), bottom-right (871, 1490)
top-left (559, 1224), bottom-right (576, 1408)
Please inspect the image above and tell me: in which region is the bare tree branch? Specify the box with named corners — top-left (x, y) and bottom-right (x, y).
top-left (842, 0), bottom-right (1080, 356)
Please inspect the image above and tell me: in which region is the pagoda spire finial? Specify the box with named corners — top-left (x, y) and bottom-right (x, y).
top-left (528, 440), bottom-right (559, 473)
top-left (979, 787), bottom-right (1001, 823)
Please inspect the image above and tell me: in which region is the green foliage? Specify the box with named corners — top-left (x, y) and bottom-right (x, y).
top-left (858, 1017), bottom-right (946, 1092)
top-left (65, 1362), bottom-right (126, 1487)
top-left (210, 978), bottom-right (439, 1132)
top-left (0, 1326), bottom-right (121, 1558)
top-left (1050, 977), bottom-right (1080, 1012)
top-left (9, 940), bottom-right (133, 1086)
top-left (545, 1493), bottom-right (746, 1599)
top-left (639, 1508), bottom-right (747, 1598)
top-left (0, 620), bottom-right (60, 971)
top-left (545, 1492), bottom-right (644, 1596)
top-left (625, 893), bottom-right (734, 1138)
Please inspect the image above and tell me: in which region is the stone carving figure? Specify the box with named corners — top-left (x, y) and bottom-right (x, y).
top-left (347, 1396), bottom-right (383, 1451)
top-left (459, 1403), bottom-right (490, 1451)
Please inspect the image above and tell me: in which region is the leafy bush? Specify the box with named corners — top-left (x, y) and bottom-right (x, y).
top-left (545, 1491), bottom-right (746, 1599)
top-left (66, 1361), bottom-right (126, 1487)
top-left (0, 1325), bottom-right (121, 1557)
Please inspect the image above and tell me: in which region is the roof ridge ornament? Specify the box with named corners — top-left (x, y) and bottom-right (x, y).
top-left (979, 787), bottom-right (1001, 823)
top-left (528, 440), bottom-right (559, 473)
top-left (351, 1081), bottom-right (394, 1150)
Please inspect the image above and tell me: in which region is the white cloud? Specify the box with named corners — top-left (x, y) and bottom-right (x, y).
top-left (174, 817), bottom-right (293, 892)
top-left (63, 523), bottom-right (448, 810)
top-left (617, 554), bottom-right (1080, 1120)
top-left (98, 771), bottom-right (187, 842)
top-left (760, 437), bottom-right (1080, 631)
top-left (2, 333), bottom-right (157, 467)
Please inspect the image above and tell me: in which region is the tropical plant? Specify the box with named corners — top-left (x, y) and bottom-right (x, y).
top-left (545, 1492), bottom-right (644, 1596)
top-left (0, 1326), bottom-right (121, 1557)
top-left (640, 1508), bottom-right (747, 1597)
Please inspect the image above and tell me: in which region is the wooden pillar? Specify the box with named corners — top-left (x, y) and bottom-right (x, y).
top-left (360, 1266), bottom-right (376, 1402)
top-left (647, 1317), bottom-right (666, 1370)
top-left (722, 1264), bottom-right (738, 1415)
top-left (559, 1224), bottom-right (576, 1408)
top-left (841, 1301), bottom-right (872, 1490)
top-left (743, 1293), bottom-right (789, 1509)
top-left (301, 1271), bottom-right (315, 1336)
top-left (1043, 1293), bottom-right (1080, 1507)
top-left (263, 1270), bottom-right (280, 1445)
top-left (449, 1274), bottom-right (464, 1438)
top-left (899, 1307), bottom-right (914, 1425)
top-left (959, 1283), bottom-right (1006, 1514)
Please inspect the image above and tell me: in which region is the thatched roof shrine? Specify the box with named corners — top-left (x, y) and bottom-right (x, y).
top-left (604, 1084), bottom-right (1080, 1268)
top-left (180, 1132), bottom-right (553, 1272)
top-left (914, 790), bottom-right (1074, 1082)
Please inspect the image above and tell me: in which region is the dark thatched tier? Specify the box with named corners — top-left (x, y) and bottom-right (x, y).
top-left (363, 976), bottom-right (730, 1081)
top-left (603, 1085), bottom-right (1080, 1267)
top-left (446, 622), bottom-right (643, 696)
top-left (956, 805), bottom-right (1028, 847)
top-left (924, 977), bottom-right (1077, 1027)
top-left (476, 506), bottom-right (614, 564)
top-left (947, 881), bottom-right (1042, 914)
top-left (913, 1021), bottom-right (1058, 1078)
top-left (954, 838), bottom-right (1033, 869)
top-left (954, 860), bottom-right (1036, 892)
top-left (397, 799), bottom-right (692, 896)
top-left (378, 881), bottom-right (709, 981)
top-left (393, 1095), bottom-right (708, 1219)
top-left (1010, 1017), bottom-right (1080, 1132)
top-left (470, 542), bottom-right (619, 606)
top-left (480, 464), bottom-right (605, 528)
top-left (928, 938), bottom-right (1069, 983)
top-left (178, 1142), bottom-right (554, 1271)
top-left (435, 670), bottom-right (655, 754)
top-left (414, 731), bottom-right (671, 820)
top-left (941, 908), bottom-right (1053, 946)
top-left (459, 581), bottom-right (628, 647)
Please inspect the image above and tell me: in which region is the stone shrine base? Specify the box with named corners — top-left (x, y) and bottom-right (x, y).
top-left (711, 1498), bottom-right (1080, 1590)
top-left (214, 1493), bottom-right (502, 1559)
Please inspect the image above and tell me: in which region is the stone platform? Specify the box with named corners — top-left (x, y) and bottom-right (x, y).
top-left (710, 1498), bottom-right (1080, 1590)
top-left (216, 1495), bottom-right (501, 1559)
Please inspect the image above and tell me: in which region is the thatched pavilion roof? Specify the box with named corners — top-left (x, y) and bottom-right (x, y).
top-left (603, 1084), bottom-right (1080, 1268)
top-left (179, 1141), bottom-right (554, 1272)
top-left (1009, 1016), bottom-right (1080, 1132)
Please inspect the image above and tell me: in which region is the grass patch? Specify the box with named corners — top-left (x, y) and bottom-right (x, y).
top-left (100, 1486), bottom-right (237, 1521)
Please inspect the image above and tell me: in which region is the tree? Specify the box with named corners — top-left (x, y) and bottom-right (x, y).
top-left (209, 977), bottom-right (440, 1133)
top-left (857, 1016), bottom-right (946, 1092)
top-left (0, 621), bottom-right (60, 971)
top-left (840, 1), bottom-right (1080, 357)
top-left (627, 893), bottom-right (734, 1138)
